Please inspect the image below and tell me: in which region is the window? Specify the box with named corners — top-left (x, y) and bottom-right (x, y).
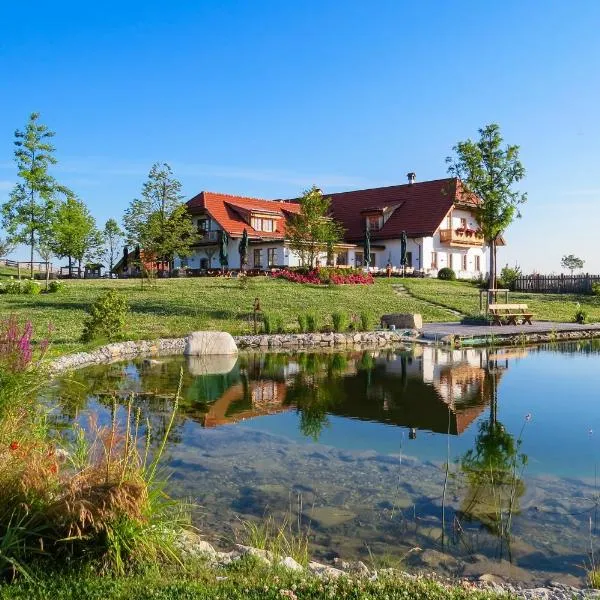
top-left (200, 258), bottom-right (209, 270)
top-left (197, 218), bottom-right (208, 234)
top-left (449, 253), bottom-right (455, 270)
top-left (355, 252), bottom-right (363, 267)
top-left (251, 217), bottom-right (275, 232)
top-left (431, 252), bottom-right (438, 269)
top-left (406, 251), bottom-right (413, 267)
top-left (446, 215), bottom-right (452, 229)
top-left (253, 248), bottom-right (262, 267)
top-left (460, 217), bottom-right (467, 229)
top-left (462, 254), bottom-right (468, 271)
top-left (267, 248), bottom-right (276, 267)
top-left (475, 255), bottom-right (481, 272)
top-left (336, 252), bottom-right (348, 266)
top-left (366, 215), bottom-right (382, 231)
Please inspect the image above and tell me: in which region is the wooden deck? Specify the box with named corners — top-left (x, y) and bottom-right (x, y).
top-left (420, 321), bottom-right (600, 345)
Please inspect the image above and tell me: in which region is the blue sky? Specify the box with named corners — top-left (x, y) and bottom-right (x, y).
top-left (1, 0), bottom-right (599, 272)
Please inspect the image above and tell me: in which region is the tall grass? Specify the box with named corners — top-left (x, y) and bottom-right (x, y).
top-left (0, 317), bottom-right (190, 578)
top-left (239, 498), bottom-right (311, 567)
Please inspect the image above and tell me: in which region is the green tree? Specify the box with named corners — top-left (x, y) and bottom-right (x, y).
top-left (0, 238), bottom-right (14, 258)
top-left (102, 218), bottom-right (124, 275)
top-left (286, 186), bottom-right (345, 267)
top-left (446, 124), bottom-right (526, 292)
top-left (561, 254), bottom-right (584, 275)
top-left (123, 163), bottom-right (195, 272)
top-left (1, 113), bottom-right (72, 277)
top-left (51, 196), bottom-right (102, 277)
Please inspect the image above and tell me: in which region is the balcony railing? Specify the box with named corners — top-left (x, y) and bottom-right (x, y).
top-left (439, 228), bottom-right (484, 247)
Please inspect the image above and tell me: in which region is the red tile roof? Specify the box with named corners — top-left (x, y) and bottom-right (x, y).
top-left (326, 178), bottom-right (467, 241)
top-left (186, 178), bottom-right (479, 241)
top-left (186, 191), bottom-right (300, 239)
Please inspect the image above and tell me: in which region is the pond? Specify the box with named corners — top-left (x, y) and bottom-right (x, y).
top-left (43, 342), bottom-right (600, 584)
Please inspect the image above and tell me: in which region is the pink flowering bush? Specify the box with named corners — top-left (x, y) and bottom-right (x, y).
top-left (273, 267), bottom-right (374, 285)
top-left (0, 315), bottom-right (49, 373)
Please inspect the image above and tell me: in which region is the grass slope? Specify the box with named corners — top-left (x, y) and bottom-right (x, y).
top-left (2, 277), bottom-right (597, 357)
top-left (0, 278), bottom-right (453, 355)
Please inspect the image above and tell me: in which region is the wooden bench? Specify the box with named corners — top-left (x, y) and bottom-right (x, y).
top-left (488, 303), bottom-right (534, 326)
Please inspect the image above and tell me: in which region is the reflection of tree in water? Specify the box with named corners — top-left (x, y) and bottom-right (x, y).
top-left (458, 366), bottom-right (528, 559)
top-left (285, 353), bottom-right (348, 440)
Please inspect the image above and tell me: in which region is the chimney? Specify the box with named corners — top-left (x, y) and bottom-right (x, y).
top-left (407, 172), bottom-right (416, 185)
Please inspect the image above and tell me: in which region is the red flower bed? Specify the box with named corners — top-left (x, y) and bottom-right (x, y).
top-left (273, 267), bottom-right (374, 285)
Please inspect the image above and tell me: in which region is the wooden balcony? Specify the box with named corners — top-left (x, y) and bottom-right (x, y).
top-left (439, 228), bottom-right (484, 247)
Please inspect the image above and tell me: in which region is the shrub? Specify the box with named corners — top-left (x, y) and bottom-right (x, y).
top-left (592, 282), bottom-right (600, 296)
top-left (0, 393), bottom-right (188, 577)
top-left (499, 264), bottom-right (522, 290)
top-left (3, 280), bottom-right (22, 294)
top-left (297, 314), bottom-right (307, 333)
top-left (262, 313), bottom-right (273, 334)
top-left (48, 280), bottom-right (63, 293)
top-left (574, 304), bottom-right (588, 324)
top-left (306, 314), bottom-right (318, 333)
top-left (360, 312), bottom-right (370, 332)
top-left (331, 311), bottom-right (347, 333)
top-left (81, 290), bottom-right (129, 343)
top-left (437, 267), bottom-right (456, 281)
top-left (21, 280), bottom-right (41, 295)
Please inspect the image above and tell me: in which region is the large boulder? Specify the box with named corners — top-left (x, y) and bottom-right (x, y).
top-left (380, 313), bottom-right (423, 330)
top-left (184, 331), bottom-right (238, 356)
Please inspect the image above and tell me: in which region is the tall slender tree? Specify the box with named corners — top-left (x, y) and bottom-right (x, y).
top-left (123, 163), bottom-right (195, 272)
top-left (446, 124), bottom-right (526, 293)
top-left (102, 218), bottom-right (124, 276)
top-left (1, 113), bottom-right (71, 277)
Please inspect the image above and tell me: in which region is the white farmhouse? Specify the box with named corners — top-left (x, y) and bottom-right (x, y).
top-left (176, 174), bottom-right (490, 278)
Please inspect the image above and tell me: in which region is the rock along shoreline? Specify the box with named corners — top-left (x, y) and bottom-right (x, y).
top-left (48, 330), bottom-right (419, 374)
top-left (177, 533), bottom-right (600, 600)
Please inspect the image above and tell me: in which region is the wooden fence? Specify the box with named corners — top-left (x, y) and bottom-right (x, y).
top-left (514, 274), bottom-right (600, 294)
top-left (0, 260), bottom-right (59, 278)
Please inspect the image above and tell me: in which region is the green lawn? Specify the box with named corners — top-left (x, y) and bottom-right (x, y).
top-left (1, 276), bottom-right (597, 357)
top-left (402, 278), bottom-right (600, 322)
top-left (0, 277), bottom-right (452, 356)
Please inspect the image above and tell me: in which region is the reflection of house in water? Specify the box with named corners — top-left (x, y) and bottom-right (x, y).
top-left (186, 347), bottom-right (527, 437)
top-left (201, 380), bottom-right (290, 427)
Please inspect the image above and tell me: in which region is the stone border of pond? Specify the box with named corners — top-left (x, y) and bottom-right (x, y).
top-left (49, 329), bottom-right (419, 374)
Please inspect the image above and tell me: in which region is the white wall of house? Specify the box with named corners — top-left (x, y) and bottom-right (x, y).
top-left (177, 209), bottom-right (487, 277)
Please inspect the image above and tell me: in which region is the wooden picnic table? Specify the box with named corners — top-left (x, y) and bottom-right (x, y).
top-left (488, 303), bottom-right (535, 326)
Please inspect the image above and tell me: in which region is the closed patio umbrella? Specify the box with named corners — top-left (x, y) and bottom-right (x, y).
top-left (219, 230), bottom-right (229, 269)
top-left (400, 230), bottom-right (407, 275)
top-left (363, 227), bottom-right (371, 268)
top-left (238, 228), bottom-right (248, 271)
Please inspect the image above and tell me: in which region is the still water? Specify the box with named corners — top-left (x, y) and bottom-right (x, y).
top-left (44, 342), bottom-right (600, 583)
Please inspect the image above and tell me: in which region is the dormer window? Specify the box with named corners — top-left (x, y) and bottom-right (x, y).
top-left (251, 217), bottom-right (275, 232)
top-left (366, 215), bottom-right (383, 231)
